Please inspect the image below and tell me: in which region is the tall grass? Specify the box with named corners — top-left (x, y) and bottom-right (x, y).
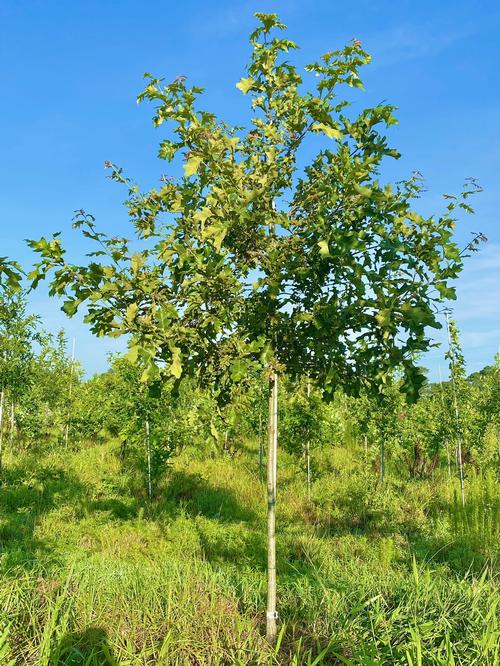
top-left (0, 441), bottom-right (498, 664)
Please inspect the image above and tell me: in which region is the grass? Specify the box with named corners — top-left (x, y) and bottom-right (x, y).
top-left (0, 438), bottom-right (499, 664)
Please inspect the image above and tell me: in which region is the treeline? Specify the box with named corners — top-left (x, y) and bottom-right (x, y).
top-left (2, 290), bottom-right (498, 496)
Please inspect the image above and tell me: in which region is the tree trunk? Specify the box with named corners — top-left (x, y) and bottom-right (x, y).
top-left (456, 434), bottom-right (465, 508)
top-left (0, 388), bottom-right (4, 481)
top-left (266, 371), bottom-right (278, 644)
top-left (146, 419), bottom-right (152, 501)
top-left (445, 315), bottom-right (465, 507)
top-left (64, 337), bottom-right (76, 447)
top-left (9, 400), bottom-right (14, 444)
top-left (306, 377), bottom-right (311, 501)
top-left (380, 439), bottom-right (385, 482)
top-left (258, 411), bottom-right (263, 481)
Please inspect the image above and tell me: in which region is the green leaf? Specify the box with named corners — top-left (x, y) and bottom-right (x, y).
top-left (125, 302), bottom-right (138, 324)
top-left (376, 309), bottom-right (391, 327)
top-left (193, 208), bottom-right (212, 224)
top-left (184, 155), bottom-right (202, 177)
top-left (169, 346), bottom-right (182, 379)
top-left (62, 299), bottom-right (79, 316)
top-left (230, 358), bottom-right (249, 382)
top-left (210, 420), bottom-right (220, 442)
top-left (354, 184), bottom-right (372, 197)
top-left (318, 240), bottom-right (330, 257)
top-left (236, 77), bottom-right (255, 94)
top-left (125, 345), bottom-right (139, 363)
top-left (131, 253), bottom-right (145, 274)
top-left (312, 123), bottom-right (343, 140)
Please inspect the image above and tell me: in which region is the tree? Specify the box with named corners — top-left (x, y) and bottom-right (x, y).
top-left (445, 314), bottom-right (468, 506)
top-left (0, 287), bottom-right (38, 476)
top-left (14, 330), bottom-right (80, 449)
top-left (280, 376), bottom-right (331, 497)
top-left (28, 13), bottom-right (482, 642)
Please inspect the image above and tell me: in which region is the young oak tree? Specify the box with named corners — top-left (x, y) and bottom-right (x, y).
top-left (0, 263), bottom-right (38, 479)
top-left (445, 313), bottom-right (468, 506)
top-left (28, 14), bottom-right (481, 642)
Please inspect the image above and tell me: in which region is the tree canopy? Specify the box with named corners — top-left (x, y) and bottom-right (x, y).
top-left (28, 13), bottom-right (482, 406)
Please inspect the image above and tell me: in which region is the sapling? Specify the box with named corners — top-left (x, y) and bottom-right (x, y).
top-left (146, 418), bottom-right (152, 501)
top-left (445, 312), bottom-right (466, 506)
top-left (8, 400), bottom-right (14, 445)
top-left (0, 283), bottom-right (38, 475)
top-left (28, 13), bottom-right (482, 643)
top-left (63, 337), bottom-right (76, 447)
top-left (306, 377), bottom-right (311, 501)
top-left (0, 388), bottom-right (4, 480)
top-left (438, 364), bottom-right (452, 480)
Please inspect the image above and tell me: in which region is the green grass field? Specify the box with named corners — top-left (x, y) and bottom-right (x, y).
top-left (1, 439), bottom-right (498, 665)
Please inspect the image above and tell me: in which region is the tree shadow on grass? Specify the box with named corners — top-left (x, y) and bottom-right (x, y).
top-left (150, 470), bottom-right (273, 570)
top-left (407, 512), bottom-right (498, 576)
top-left (156, 470), bottom-right (258, 523)
top-left (50, 626), bottom-right (118, 665)
top-left (0, 461), bottom-right (88, 572)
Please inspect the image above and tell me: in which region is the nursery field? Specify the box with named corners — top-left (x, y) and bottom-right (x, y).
top-left (0, 432), bottom-right (499, 665)
top-left (1, 10), bottom-right (499, 665)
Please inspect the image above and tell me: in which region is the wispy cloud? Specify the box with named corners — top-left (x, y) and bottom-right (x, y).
top-left (367, 19), bottom-right (476, 68)
top-left (187, 1), bottom-right (302, 40)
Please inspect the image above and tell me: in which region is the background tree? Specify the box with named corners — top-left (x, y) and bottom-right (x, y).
top-left (445, 314), bottom-right (468, 505)
top-left (280, 377), bottom-right (331, 498)
top-left (14, 330), bottom-right (81, 450)
top-left (0, 288), bottom-right (39, 476)
top-left (28, 13), bottom-right (482, 642)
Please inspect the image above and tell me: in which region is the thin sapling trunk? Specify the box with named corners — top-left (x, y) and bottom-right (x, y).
top-left (0, 388), bottom-right (4, 481)
top-left (258, 411), bottom-right (263, 481)
top-left (306, 377), bottom-right (311, 501)
top-left (146, 418), bottom-right (152, 501)
top-left (64, 337), bottom-right (76, 447)
top-left (266, 370), bottom-right (278, 644)
top-left (9, 400), bottom-right (14, 445)
top-left (380, 439), bottom-right (385, 482)
top-left (445, 313), bottom-right (465, 507)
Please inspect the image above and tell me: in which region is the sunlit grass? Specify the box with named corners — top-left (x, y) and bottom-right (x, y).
top-left (0, 440), bottom-right (498, 664)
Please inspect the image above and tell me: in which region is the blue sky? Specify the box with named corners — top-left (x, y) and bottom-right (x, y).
top-left (1, 0), bottom-right (499, 379)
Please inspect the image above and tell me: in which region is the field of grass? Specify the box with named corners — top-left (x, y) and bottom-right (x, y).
top-left (0, 438), bottom-right (499, 665)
